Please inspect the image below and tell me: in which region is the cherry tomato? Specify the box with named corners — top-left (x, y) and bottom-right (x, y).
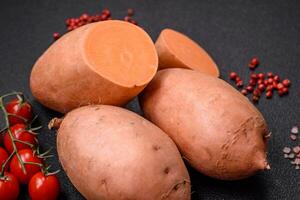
top-left (29, 172), bottom-right (60, 200)
top-left (10, 149), bottom-right (42, 184)
top-left (5, 99), bottom-right (33, 125)
top-left (0, 172), bottom-right (20, 200)
top-left (0, 147), bottom-right (9, 171)
top-left (4, 124), bottom-right (37, 154)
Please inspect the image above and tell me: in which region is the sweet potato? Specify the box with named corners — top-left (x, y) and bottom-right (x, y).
top-left (56, 105), bottom-right (191, 199)
top-left (155, 29), bottom-right (219, 77)
top-left (140, 68), bottom-right (270, 180)
top-left (30, 20), bottom-right (158, 113)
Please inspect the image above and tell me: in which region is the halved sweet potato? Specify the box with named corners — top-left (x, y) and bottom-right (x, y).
top-left (155, 29), bottom-right (219, 77)
top-left (30, 20), bottom-right (158, 113)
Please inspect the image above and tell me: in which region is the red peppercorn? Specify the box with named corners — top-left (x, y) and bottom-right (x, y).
top-left (266, 85), bottom-right (274, 91)
top-left (250, 73), bottom-right (257, 79)
top-left (80, 13), bottom-right (89, 21)
top-left (282, 79), bottom-right (291, 87)
top-left (258, 73), bottom-right (265, 79)
top-left (282, 87), bottom-right (289, 94)
top-left (266, 91), bottom-right (273, 98)
top-left (273, 75), bottom-right (280, 82)
top-left (241, 89), bottom-right (248, 96)
top-left (235, 77), bottom-right (241, 82)
top-left (74, 18), bottom-right (80, 24)
top-left (236, 81), bottom-right (243, 87)
top-left (267, 78), bottom-right (274, 84)
top-left (124, 16), bottom-right (131, 22)
top-left (127, 8), bottom-right (134, 16)
top-left (258, 84), bottom-right (265, 91)
top-left (246, 86), bottom-right (254, 92)
top-left (264, 80), bottom-right (268, 85)
top-left (102, 9), bottom-right (111, 17)
top-left (252, 95), bottom-right (260, 102)
top-left (77, 22), bottom-right (84, 27)
top-left (65, 18), bottom-right (71, 25)
top-left (253, 89), bottom-right (261, 97)
top-left (249, 79), bottom-right (257, 86)
top-left (100, 14), bottom-right (108, 21)
top-left (249, 57), bottom-right (259, 69)
top-left (53, 32), bottom-right (60, 40)
top-left (278, 90), bottom-right (285, 96)
top-left (277, 83), bottom-right (284, 90)
top-left (257, 79), bottom-right (264, 85)
top-left (267, 72), bottom-right (274, 78)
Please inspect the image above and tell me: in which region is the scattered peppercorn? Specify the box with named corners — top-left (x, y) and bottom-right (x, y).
top-left (228, 58), bottom-right (291, 103)
top-left (291, 134), bottom-right (297, 141)
top-left (53, 8), bottom-right (139, 40)
top-left (53, 32), bottom-right (60, 40)
top-left (241, 89), bottom-right (248, 96)
top-left (246, 85), bottom-right (254, 92)
top-left (283, 147), bottom-right (292, 154)
top-left (266, 91), bottom-right (273, 99)
top-left (249, 79), bottom-right (257, 86)
top-left (282, 79), bottom-right (291, 87)
top-left (248, 57), bottom-right (259, 69)
top-left (229, 72), bottom-right (238, 80)
top-left (258, 84), bottom-right (265, 91)
top-left (291, 126), bottom-right (299, 134)
top-left (127, 8), bottom-right (134, 16)
top-left (273, 75), bottom-right (280, 82)
top-left (267, 72), bottom-right (274, 78)
top-left (283, 126), bottom-right (300, 170)
top-left (236, 81), bottom-right (243, 87)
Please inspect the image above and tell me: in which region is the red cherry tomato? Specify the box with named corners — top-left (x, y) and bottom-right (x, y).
top-left (10, 149), bottom-right (42, 184)
top-left (4, 124), bottom-right (37, 154)
top-left (29, 172), bottom-right (60, 200)
top-left (5, 99), bottom-right (33, 125)
top-left (0, 147), bottom-right (9, 171)
top-left (0, 172), bottom-right (20, 200)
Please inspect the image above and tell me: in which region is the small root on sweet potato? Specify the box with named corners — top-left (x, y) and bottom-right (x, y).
top-left (48, 117), bottom-right (63, 130)
top-left (160, 179), bottom-right (190, 199)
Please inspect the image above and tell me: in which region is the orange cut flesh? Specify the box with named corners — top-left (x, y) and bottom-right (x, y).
top-left (84, 20), bottom-right (158, 87)
top-left (155, 29), bottom-right (220, 77)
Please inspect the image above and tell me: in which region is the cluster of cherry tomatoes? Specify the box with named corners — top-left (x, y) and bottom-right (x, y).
top-left (0, 95), bottom-right (60, 200)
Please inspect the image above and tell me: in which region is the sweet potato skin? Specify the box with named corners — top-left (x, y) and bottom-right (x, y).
top-left (57, 105), bottom-right (190, 200)
top-left (30, 21), bottom-right (158, 113)
top-left (140, 68), bottom-right (269, 180)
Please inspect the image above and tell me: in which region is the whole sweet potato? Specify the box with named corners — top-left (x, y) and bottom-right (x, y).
top-left (56, 105), bottom-right (190, 200)
top-left (140, 68), bottom-right (270, 180)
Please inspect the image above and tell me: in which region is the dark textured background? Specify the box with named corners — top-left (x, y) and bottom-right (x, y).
top-left (0, 0), bottom-right (299, 199)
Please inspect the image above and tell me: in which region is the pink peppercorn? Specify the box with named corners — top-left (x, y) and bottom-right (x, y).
top-left (282, 79), bottom-right (291, 87)
top-left (241, 89), bottom-right (248, 95)
top-left (53, 32), bottom-right (60, 40)
top-left (258, 73), bottom-right (265, 79)
top-left (246, 86), bottom-right (254, 92)
top-left (127, 8), bottom-right (134, 16)
top-left (277, 83), bottom-right (284, 90)
top-left (258, 84), bottom-right (265, 91)
top-left (266, 91), bottom-right (273, 98)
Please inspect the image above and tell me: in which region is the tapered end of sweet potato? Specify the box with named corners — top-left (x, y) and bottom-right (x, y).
top-left (155, 29), bottom-right (220, 77)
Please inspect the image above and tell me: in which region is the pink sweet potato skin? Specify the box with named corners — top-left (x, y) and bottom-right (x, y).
top-left (57, 105), bottom-right (190, 200)
top-left (140, 68), bottom-right (269, 180)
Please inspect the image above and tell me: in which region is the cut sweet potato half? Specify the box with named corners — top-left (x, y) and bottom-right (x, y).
top-left (30, 20), bottom-right (158, 113)
top-left (155, 28), bottom-right (219, 77)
